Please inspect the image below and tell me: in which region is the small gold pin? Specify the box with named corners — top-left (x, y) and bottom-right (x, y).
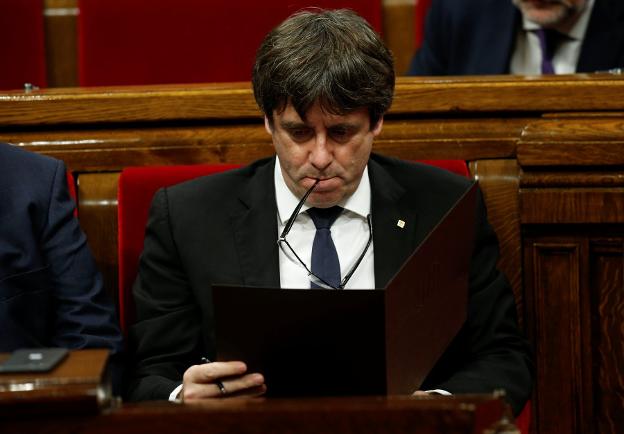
top-left (397, 219), bottom-right (406, 229)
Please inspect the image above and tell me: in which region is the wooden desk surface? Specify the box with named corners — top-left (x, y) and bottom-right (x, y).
top-left (0, 395), bottom-right (510, 434)
top-left (0, 350), bottom-right (110, 417)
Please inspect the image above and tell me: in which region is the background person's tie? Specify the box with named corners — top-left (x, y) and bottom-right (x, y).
top-left (308, 206), bottom-right (343, 289)
top-left (533, 28), bottom-right (560, 74)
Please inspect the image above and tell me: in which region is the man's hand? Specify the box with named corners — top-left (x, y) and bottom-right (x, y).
top-left (181, 361), bottom-right (266, 402)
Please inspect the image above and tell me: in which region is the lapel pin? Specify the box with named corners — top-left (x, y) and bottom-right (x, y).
top-left (397, 219), bottom-right (406, 229)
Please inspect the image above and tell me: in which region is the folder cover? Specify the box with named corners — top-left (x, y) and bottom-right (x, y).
top-left (212, 182), bottom-right (477, 396)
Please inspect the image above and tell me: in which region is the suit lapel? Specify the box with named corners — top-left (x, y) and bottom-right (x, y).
top-left (369, 159), bottom-right (420, 289)
top-left (577, 0), bottom-right (624, 72)
top-left (230, 158), bottom-right (281, 288)
top-left (474, 1), bottom-right (519, 73)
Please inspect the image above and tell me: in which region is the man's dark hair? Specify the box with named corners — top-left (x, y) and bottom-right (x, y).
top-left (252, 9), bottom-right (395, 128)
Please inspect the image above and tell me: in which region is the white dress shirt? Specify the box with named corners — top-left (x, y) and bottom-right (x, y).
top-left (510, 0), bottom-right (595, 75)
top-left (275, 157), bottom-right (375, 290)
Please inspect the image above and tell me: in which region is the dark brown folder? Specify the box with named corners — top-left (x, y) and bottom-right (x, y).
top-left (212, 182), bottom-right (477, 397)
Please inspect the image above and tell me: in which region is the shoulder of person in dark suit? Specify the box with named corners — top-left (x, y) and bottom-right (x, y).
top-left (0, 142), bottom-right (124, 392)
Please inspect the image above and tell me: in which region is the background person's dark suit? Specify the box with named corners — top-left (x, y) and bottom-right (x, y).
top-left (0, 143), bottom-right (123, 356)
top-left (407, 0), bottom-right (624, 75)
top-left (128, 154), bottom-right (532, 415)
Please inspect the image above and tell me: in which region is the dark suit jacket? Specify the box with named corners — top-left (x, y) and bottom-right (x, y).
top-left (407, 0), bottom-right (624, 75)
top-left (128, 154), bottom-right (532, 414)
top-left (0, 143), bottom-right (123, 356)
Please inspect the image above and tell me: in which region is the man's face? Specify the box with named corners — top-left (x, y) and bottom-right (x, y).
top-left (266, 101), bottom-right (383, 208)
top-left (512, 0), bottom-right (587, 29)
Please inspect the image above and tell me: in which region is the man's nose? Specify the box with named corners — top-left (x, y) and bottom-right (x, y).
top-left (309, 133), bottom-right (333, 170)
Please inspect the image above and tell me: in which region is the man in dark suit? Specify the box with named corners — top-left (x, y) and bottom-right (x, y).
top-left (407, 0), bottom-right (624, 75)
top-left (128, 9), bottom-right (532, 415)
top-left (0, 143), bottom-right (123, 358)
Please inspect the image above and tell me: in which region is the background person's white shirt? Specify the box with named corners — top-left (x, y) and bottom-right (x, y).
top-left (510, 0), bottom-right (595, 75)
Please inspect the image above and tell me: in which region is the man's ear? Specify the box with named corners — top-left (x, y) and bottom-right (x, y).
top-left (371, 116), bottom-right (384, 137)
top-left (264, 115), bottom-right (273, 135)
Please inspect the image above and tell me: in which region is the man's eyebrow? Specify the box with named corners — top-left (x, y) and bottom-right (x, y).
top-left (280, 121), bottom-right (308, 129)
top-left (328, 122), bottom-right (362, 130)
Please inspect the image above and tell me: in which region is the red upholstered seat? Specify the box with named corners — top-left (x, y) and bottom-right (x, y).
top-left (117, 164), bottom-right (240, 334)
top-left (516, 403), bottom-right (531, 434)
top-left (66, 171), bottom-right (78, 217)
top-left (78, 0), bottom-right (382, 86)
top-left (418, 159), bottom-right (469, 178)
top-left (0, 0), bottom-right (47, 90)
top-left (414, 0), bottom-right (432, 50)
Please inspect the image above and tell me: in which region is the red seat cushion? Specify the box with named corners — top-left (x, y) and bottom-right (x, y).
top-left (117, 164), bottom-right (240, 333)
top-left (0, 0), bottom-right (47, 90)
top-left (414, 0), bottom-right (432, 50)
top-left (66, 171), bottom-right (78, 217)
top-left (419, 159), bottom-right (469, 178)
top-left (79, 0), bottom-right (382, 86)
top-left (516, 402), bottom-right (531, 434)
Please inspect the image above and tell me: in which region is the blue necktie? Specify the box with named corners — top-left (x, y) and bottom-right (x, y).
top-left (308, 206), bottom-right (343, 289)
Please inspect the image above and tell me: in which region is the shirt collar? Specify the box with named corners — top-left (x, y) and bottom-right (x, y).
top-left (521, 0), bottom-right (594, 40)
top-left (274, 156), bottom-right (371, 225)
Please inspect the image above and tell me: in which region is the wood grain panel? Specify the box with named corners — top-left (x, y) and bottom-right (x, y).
top-left (0, 395), bottom-right (508, 434)
top-left (2, 76), bottom-right (624, 126)
top-left (519, 142), bottom-right (624, 167)
top-left (0, 118), bottom-right (524, 172)
top-left (44, 0), bottom-right (78, 87)
top-left (77, 173), bottom-right (121, 304)
top-left (0, 83), bottom-right (261, 126)
top-left (525, 241), bottom-right (584, 434)
top-left (470, 159), bottom-right (524, 324)
top-left (383, 1), bottom-right (415, 75)
top-left (517, 117), bottom-right (624, 167)
top-left (390, 76), bottom-right (624, 114)
top-left (521, 118), bottom-right (624, 142)
top-left (590, 239), bottom-right (624, 434)
top-left (0, 126), bottom-right (274, 171)
top-left (520, 189), bottom-right (624, 224)
top-left (521, 172), bottom-right (624, 188)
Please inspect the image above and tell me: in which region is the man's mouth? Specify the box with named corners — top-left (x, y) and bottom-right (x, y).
top-left (303, 176), bottom-right (340, 192)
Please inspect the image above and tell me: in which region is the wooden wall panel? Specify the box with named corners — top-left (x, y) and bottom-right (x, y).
top-left (520, 189), bottom-right (624, 224)
top-left (0, 117), bottom-right (524, 171)
top-left (518, 118), bottom-right (624, 167)
top-left (590, 239), bottom-right (624, 434)
top-left (77, 172), bottom-right (121, 304)
top-left (44, 0), bottom-right (78, 87)
top-left (382, 0), bottom-right (415, 75)
top-left (2, 76), bottom-right (624, 127)
top-left (470, 159), bottom-right (524, 324)
top-left (524, 240), bottom-right (586, 434)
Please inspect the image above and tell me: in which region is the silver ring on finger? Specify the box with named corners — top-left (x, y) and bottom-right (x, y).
top-left (215, 380), bottom-right (227, 395)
